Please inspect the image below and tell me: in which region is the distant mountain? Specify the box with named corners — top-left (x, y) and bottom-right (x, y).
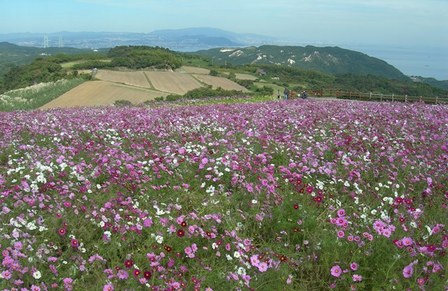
top-left (150, 27), bottom-right (276, 47)
top-left (0, 28), bottom-right (276, 52)
top-left (410, 76), bottom-right (448, 90)
top-left (193, 45), bottom-right (409, 80)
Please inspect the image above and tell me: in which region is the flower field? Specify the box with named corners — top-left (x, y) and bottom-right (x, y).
top-left (0, 100), bottom-right (447, 290)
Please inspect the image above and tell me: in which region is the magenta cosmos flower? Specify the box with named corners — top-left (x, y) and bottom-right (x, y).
top-left (330, 265), bottom-right (343, 277)
top-left (70, 239), bottom-right (79, 249)
top-left (403, 264), bottom-right (414, 278)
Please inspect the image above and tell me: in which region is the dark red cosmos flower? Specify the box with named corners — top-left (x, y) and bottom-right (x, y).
top-left (144, 271), bottom-right (152, 279)
top-left (70, 239), bottom-right (79, 248)
top-left (58, 228), bottom-right (66, 236)
top-left (124, 259), bottom-right (134, 269)
top-left (293, 204), bottom-right (299, 210)
top-left (313, 196), bottom-right (323, 203)
top-left (133, 269), bottom-right (141, 277)
top-left (164, 245), bottom-right (172, 252)
top-left (177, 229), bottom-right (185, 237)
top-left (181, 221), bottom-right (187, 227)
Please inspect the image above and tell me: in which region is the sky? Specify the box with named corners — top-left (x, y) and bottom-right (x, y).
top-left (1, 0), bottom-right (447, 78)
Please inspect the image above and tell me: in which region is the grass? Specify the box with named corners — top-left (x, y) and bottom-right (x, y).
top-left (0, 78), bottom-right (85, 111)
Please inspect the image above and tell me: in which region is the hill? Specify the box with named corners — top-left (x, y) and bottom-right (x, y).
top-left (193, 45), bottom-right (408, 80)
top-left (410, 76), bottom-right (448, 91)
top-left (0, 42), bottom-right (94, 76)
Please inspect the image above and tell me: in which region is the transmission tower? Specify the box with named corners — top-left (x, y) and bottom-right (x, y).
top-left (43, 35), bottom-right (49, 48)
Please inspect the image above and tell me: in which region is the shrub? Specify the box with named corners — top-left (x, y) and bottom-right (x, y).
top-left (114, 99), bottom-right (133, 107)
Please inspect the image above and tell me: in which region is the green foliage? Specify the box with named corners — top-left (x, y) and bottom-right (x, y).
top-left (234, 79), bottom-right (255, 89)
top-left (254, 85), bottom-right (274, 95)
top-left (1, 58), bottom-right (65, 92)
top-left (164, 86), bottom-right (249, 102)
top-left (46, 52), bottom-right (108, 64)
top-left (165, 94), bottom-right (183, 101)
top-left (113, 99), bottom-right (133, 107)
top-left (0, 78), bottom-right (85, 111)
top-left (0, 42), bottom-right (99, 76)
top-left (333, 74), bottom-right (448, 96)
top-left (72, 60), bottom-right (111, 70)
top-left (209, 69), bottom-right (219, 76)
top-left (107, 46), bottom-right (182, 70)
top-left (193, 45), bottom-right (408, 80)
top-left (183, 86), bottom-right (247, 99)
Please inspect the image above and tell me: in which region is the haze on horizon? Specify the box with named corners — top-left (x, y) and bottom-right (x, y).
top-left (1, 0), bottom-right (447, 79)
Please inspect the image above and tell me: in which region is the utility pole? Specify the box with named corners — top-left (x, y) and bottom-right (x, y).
top-left (43, 35), bottom-right (49, 48)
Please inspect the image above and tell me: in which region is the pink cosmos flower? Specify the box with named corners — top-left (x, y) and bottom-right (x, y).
top-left (402, 264), bottom-right (414, 278)
top-left (330, 265), bottom-right (342, 277)
top-left (13, 241), bottom-right (23, 250)
top-left (402, 237), bottom-right (413, 246)
top-left (350, 262), bottom-right (359, 271)
top-left (258, 262), bottom-right (268, 272)
top-left (63, 278), bottom-right (73, 291)
top-left (103, 283), bottom-right (114, 291)
top-left (143, 218), bottom-right (153, 228)
top-left (250, 255), bottom-right (260, 266)
top-left (1, 270), bottom-right (12, 279)
top-left (185, 246), bottom-right (194, 258)
top-left (117, 269), bottom-right (129, 280)
top-left (352, 274), bottom-right (362, 282)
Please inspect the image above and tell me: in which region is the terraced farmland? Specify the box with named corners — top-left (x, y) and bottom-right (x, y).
top-left (144, 71), bottom-right (202, 95)
top-left (38, 67), bottom-right (250, 109)
top-left (40, 81), bottom-right (167, 109)
top-left (95, 70), bottom-right (151, 88)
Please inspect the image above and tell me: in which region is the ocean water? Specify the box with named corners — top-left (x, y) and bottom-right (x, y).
top-left (349, 45), bottom-right (447, 81)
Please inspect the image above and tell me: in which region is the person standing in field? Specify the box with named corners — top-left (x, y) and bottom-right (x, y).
top-left (284, 87), bottom-right (289, 100)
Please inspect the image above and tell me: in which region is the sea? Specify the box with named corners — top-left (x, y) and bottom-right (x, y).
top-left (347, 45), bottom-right (447, 81)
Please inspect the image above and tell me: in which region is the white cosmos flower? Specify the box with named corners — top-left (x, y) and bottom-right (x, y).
top-left (26, 222), bottom-right (37, 230)
top-left (32, 270), bottom-right (42, 279)
top-left (237, 267), bottom-right (246, 275)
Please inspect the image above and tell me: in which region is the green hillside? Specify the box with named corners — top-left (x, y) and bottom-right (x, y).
top-left (0, 42), bottom-right (97, 76)
top-left (194, 45), bottom-right (408, 80)
top-left (1, 44), bottom-right (446, 108)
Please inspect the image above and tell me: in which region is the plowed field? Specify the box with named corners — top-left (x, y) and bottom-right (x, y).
top-left (144, 71), bottom-right (202, 95)
top-left (95, 70), bottom-right (151, 88)
top-left (40, 81), bottom-right (167, 109)
top-left (178, 66), bottom-right (210, 75)
top-left (193, 75), bottom-right (249, 92)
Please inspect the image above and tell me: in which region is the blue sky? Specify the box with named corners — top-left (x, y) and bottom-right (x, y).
top-left (1, 0), bottom-right (447, 78)
top-left (2, 0), bottom-right (447, 48)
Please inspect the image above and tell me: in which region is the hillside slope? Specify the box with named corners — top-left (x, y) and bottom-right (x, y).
top-left (194, 45), bottom-right (408, 80)
top-left (0, 42), bottom-right (91, 76)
